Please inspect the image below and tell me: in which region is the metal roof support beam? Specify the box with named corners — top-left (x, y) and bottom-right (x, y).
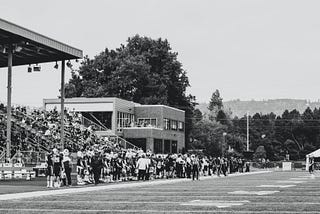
top-left (6, 45), bottom-right (12, 163)
top-left (60, 60), bottom-right (65, 150)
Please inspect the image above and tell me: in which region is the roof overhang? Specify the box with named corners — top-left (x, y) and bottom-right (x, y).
top-left (0, 18), bottom-right (83, 68)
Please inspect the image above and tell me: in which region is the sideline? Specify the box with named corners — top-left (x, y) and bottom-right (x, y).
top-left (0, 170), bottom-right (271, 201)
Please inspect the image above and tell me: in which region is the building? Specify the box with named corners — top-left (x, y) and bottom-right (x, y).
top-left (43, 97), bottom-right (185, 153)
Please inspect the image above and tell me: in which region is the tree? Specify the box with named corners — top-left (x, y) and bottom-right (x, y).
top-left (207, 90), bottom-right (223, 121)
top-left (189, 119), bottom-right (227, 156)
top-left (208, 89), bottom-right (223, 111)
top-left (65, 35), bottom-right (196, 147)
top-left (193, 109), bottom-right (203, 123)
top-left (253, 145), bottom-right (267, 161)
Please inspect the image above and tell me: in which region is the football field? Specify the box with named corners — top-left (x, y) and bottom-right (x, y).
top-left (0, 171), bottom-right (319, 213)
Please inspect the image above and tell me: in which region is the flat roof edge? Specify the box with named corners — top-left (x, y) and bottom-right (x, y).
top-left (135, 105), bottom-right (185, 113)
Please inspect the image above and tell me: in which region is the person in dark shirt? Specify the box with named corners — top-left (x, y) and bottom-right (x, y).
top-left (46, 152), bottom-right (53, 188)
top-left (52, 148), bottom-right (62, 188)
top-left (62, 149), bottom-right (72, 186)
top-left (91, 151), bottom-right (103, 185)
top-left (191, 155), bottom-right (200, 181)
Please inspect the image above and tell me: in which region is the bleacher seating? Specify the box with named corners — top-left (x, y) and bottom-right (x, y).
top-left (0, 102), bottom-right (126, 162)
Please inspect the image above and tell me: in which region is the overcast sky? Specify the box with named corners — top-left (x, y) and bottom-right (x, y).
top-left (1, 0), bottom-right (320, 107)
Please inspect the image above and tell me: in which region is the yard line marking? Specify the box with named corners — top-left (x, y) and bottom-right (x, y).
top-left (228, 190), bottom-right (279, 195)
top-left (299, 175), bottom-right (320, 178)
top-left (181, 200), bottom-right (250, 208)
top-left (8, 200), bottom-right (320, 205)
top-left (257, 184), bottom-right (296, 188)
top-left (290, 177), bottom-right (309, 180)
top-left (0, 209), bottom-right (319, 213)
top-left (276, 180), bottom-right (305, 184)
top-left (0, 171), bottom-right (271, 201)
top-left (18, 195), bottom-right (320, 201)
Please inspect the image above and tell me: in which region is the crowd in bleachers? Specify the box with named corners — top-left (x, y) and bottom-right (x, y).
top-left (0, 103), bottom-right (122, 161)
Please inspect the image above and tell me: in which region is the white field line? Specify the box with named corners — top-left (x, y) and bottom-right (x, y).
top-left (0, 171), bottom-right (270, 201)
top-left (129, 186), bottom-right (319, 189)
top-left (228, 190), bottom-right (279, 195)
top-left (181, 199), bottom-right (250, 208)
top-left (0, 209), bottom-right (319, 213)
top-left (257, 184), bottom-right (296, 188)
top-left (276, 180), bottom-right (305, 184)
top-left (9, 200), bottom-right (320, 205)
top-left (13, 195), bottom-right (320, 198)
top-left (290, 177), bottom-right (310, 180)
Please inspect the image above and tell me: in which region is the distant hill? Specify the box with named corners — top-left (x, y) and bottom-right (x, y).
top-left (197, 99), bottom-right (320, 118)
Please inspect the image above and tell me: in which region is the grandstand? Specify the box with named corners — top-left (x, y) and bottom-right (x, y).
top-left (0, 102), bottom-right (141, 164)
top-left (0, 17), bottom-right (82, 167)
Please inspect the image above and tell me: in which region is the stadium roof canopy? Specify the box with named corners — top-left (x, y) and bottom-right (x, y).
top-left (0, 18), bottom-right (83, 67)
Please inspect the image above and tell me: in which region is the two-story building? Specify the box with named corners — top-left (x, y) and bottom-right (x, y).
top-left (43, 97), bottom-right (185, 153)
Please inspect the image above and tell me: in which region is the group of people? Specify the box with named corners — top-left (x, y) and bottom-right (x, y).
top-left (46, 145), bottom-right (251, 188)
top-left (0, 103), bottom-right (125, 163)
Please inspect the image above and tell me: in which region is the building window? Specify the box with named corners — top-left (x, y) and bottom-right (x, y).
top-left (164, 118), bottom-right (170, 130)
top-left (171, 140), bottom-right (177, 153)
top-left (154, 139), bottom-right (163, 153)
top-left (164, 140), bottom-right (171, 153)
top-left (137, 118), bottom-right (157, 127)
top-left (171, 120), bottom-right (178, 131)
top-left (178, 121), bottom-right (184, 132)
top-left (151, 118), bottom-right (157, 127)
top-left (117, 111), bottom-right (134, 132)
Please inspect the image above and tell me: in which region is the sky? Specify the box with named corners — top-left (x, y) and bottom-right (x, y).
top-left (1, 0), bottom-right (320, 107)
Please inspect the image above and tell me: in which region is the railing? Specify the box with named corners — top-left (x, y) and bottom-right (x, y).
top-left (26, 136), bottom-right (50, 153)
top-left (19, 151), bottom-right (46, 165)
top-left (106, 135), bottom-right (139, 150)
top-left (81, 115), bottom-right (109, 131)
top-left (118, 122), bottom-right (163, 132)
top-left (0, 149), bottom-right (6, 163)
top-left (88, 113), bottom-right (109, 130)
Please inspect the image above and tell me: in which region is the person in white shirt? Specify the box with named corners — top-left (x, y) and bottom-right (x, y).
top-left (186, 154), bottom-right (192, 178)
top-left (136, 154), bottom-right (149, 181)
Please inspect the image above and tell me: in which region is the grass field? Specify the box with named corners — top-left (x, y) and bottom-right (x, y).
top-left (0, 171), bottom-right (319, 213)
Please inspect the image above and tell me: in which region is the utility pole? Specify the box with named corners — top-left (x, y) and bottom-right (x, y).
top-left (246, 111), bottom-right (249, 151)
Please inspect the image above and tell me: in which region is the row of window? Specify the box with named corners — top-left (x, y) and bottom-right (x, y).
top-left (137, 118), bottom-right (157, 127)
top-left (116, 112), bottom-right (184, 132)
top-left (164, 118), bottom-right (184, 132)
top-left (154, 139), bottom-right (178, 154)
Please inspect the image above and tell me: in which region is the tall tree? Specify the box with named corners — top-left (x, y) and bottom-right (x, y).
top-left (208, 89), bottom-right (223, 121)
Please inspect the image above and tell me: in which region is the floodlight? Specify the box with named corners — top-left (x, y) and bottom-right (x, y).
top-left (0, 46), bottom-right (6, 54)
top-left (33, 64), bottom-right (41, 72)
top-left (66, 60), bottom-right (72, 68)
top-left (27, 65), bottom-right (32, 73)
top-left (54, 62), bottom-right (59, 69)
top-left (14, 45), bottom-right (23, 52)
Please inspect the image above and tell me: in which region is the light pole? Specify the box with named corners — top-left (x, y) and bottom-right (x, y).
top-left (222, 132), bottom-right (227, 156)
top-left (246, 111), bottom-right (249, 151)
